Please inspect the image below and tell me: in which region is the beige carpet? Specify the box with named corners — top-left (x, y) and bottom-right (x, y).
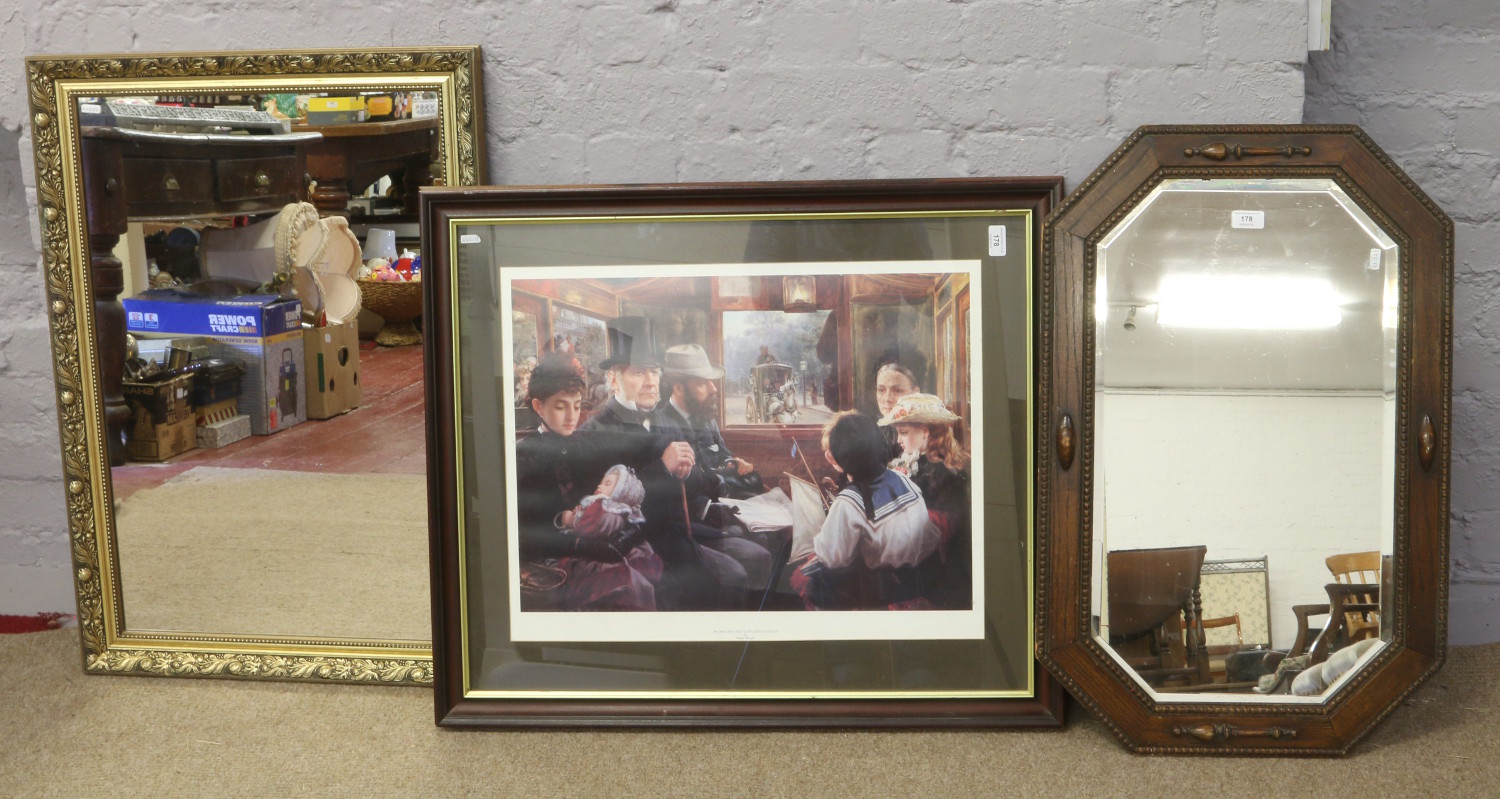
top-left (1, 629), bottom-right (1497, 796)
top-left (114, 467), bottom-right (429, 641)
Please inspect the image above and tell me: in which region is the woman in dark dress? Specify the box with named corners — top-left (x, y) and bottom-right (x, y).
top-left (514, 354), bottom-right (694, 611)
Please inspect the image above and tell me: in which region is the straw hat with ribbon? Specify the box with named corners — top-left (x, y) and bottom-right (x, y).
top-left (877, 392), bottom-right (960, 426)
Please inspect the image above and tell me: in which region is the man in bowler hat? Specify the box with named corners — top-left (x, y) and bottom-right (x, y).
top-left (656, 343), bottom-right (766, 500)
top-left (653, 343), bottom-right (774, 591)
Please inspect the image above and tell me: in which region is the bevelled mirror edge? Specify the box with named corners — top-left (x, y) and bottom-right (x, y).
top-left (1036, 124), bottom-right (1451, 754)
top-left (25, 47), bottom-right (486, 684)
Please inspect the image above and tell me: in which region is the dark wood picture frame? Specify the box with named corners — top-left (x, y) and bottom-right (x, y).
top-left (423, 178), bottom-right (1065, 727)
top-left (1037, 125), bottom-right (1451, 754)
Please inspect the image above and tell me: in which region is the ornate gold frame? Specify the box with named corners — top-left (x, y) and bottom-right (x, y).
top-left (25, 47), bottom-right (486, 684)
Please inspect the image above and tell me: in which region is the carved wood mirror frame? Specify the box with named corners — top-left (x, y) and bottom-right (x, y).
top-left (25, 47), bottom-right (485, 684)
top-left (1036, 125), bottom-right (1451, 754)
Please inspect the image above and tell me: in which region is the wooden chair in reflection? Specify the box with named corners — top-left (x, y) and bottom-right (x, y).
top-left (1201, 613), bottom-right (1243, 681)
top-left (1288, 551), bottom-right (1384, 664)
top-left (1106, 545), bottom-right (1212, 688)
top-left (1257, 551), bottom-right (1386, 694)
top-left (1327, 551), bottom-right (1382, 643)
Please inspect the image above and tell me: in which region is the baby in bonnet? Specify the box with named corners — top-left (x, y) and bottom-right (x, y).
top-left (558, 463), bottom-right (647, 539)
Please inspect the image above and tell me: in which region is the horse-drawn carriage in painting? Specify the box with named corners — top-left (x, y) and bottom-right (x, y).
top-left (745, 362), bottom-right (800, 424)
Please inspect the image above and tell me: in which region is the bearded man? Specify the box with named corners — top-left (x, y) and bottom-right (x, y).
top-left (652, 344), bottom-right (774, 591)
top-left (580, 318), bottom-right (760, 608)
top-left (655, 344), bottom-right (766, 500)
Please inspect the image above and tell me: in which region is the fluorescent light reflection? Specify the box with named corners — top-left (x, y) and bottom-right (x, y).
top-left (1156, 274), bottom-right (1343, 330)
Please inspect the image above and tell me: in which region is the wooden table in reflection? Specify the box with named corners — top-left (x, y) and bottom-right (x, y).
top-left (1106, 545), bottom-right (1211, 686)
top-left (81, 127), bottom-right (320, 464)
top-left (299, 117), bottom-right (440, 216)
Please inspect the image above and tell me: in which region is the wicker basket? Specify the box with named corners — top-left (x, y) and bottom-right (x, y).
top-left (357, 278), bottom-right (423, 346)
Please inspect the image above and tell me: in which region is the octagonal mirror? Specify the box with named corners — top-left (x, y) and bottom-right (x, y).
top-left (1039, 126), bottom-right (1451, 754)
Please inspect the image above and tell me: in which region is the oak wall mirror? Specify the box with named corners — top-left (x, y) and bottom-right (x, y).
top-left (1038, 126), bottom-right (1451, 754)
top-left (26, 47), bottom-right (485, 684)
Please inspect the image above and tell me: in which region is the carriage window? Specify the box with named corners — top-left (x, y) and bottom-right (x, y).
top-left (722, 310), bottom-right (833, 425)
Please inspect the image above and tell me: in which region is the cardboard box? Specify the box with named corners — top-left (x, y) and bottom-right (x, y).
top-left (308, 96), bottom-right (366, 113)
top-left (303, 321), bottom-right (362, 419)
top-left (123, 372), bottom-right (197, 461)
top-left (124, 290), bottom-right (304, 435)
top-left (128, 415), bottom-right (197, 461)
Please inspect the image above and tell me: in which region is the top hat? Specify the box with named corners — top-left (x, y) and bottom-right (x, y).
top-left (599, 316), bottom-right (662, 369)
top-left (662, 343), bottom-right (725, 380)
top-left (877, 392), bottom-right (961, 426)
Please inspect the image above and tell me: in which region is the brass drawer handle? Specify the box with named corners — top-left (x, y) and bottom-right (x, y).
top-left (162, 173), bottom-right (180, 191)
top-left (254, 171), bottom-right (271, 189)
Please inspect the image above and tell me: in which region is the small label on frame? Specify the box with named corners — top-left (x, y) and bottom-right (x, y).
top-left (988, 225), bottom-right (1007, 256)
top-left (1231, 210), bottom-right (1265, 229)
top-left (1367, 248), bottom-right (1383, 271)
top-left (460, 234), bottom-right (482, 245)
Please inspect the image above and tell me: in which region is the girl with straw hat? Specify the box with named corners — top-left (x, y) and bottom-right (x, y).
top-left (879, 393), bottom-right (973, 609)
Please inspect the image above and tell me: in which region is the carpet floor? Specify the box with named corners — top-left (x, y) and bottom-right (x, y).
top-left (1, 629), bottom-right (1497, 796)
top-left (114, 466), bottom-right (429, 641)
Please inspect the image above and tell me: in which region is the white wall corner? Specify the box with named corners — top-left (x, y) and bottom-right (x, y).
top-left (1308, 0), bottom-right (1332, 51)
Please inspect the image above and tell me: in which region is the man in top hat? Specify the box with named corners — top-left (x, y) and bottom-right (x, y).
top-left (580, 317), bottom-right (755, 609)
top-left (656, 343), bottom-right (765, 500)
top-left (581, 316), bottom-right (666, 434)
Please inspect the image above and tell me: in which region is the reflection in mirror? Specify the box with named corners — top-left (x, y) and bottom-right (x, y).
top-left (90, 88), bottom-right (444, 641)
top-left (1092, 178), bottom-right (1397, 702)
top-left (29, 48), bottom-right (483, 683)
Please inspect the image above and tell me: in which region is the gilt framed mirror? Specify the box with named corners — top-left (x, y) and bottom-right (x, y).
top-left (26, 47), bottom-right (485, 683)
top-left (1037, 126), bottom-right (1451, 754)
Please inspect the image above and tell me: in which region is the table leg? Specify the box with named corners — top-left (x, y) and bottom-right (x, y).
top-left (91, 232), bottom-right (129, 466)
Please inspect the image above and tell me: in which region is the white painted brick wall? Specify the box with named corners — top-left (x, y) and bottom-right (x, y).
top-left (1306, 2), bottom-right (1500, 646)
top-left (0, 2), bottom-right (1314, 618)
top-left (0, 122), bottom-right (70, 614)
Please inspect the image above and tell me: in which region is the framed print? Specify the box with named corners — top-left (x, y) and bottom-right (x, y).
top-left (424, 178), bottom-right (1065, 726)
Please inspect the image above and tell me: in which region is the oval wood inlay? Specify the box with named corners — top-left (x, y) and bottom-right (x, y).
top-left (1420, 414), bottom-right (1437, 471)
top-left (1057, 414), bottom-right (1075, 470)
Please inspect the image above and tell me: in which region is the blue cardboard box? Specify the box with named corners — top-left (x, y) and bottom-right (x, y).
top-left (123, 290), bottom-right (304, 435)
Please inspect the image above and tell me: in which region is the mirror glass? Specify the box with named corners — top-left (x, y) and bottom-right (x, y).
top-left (90, 88), bottom-right (439, 641)
top-left (1092, 178), bottom-right (1397, 703)
top-left (24, 51), bottom-right (486, 676)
